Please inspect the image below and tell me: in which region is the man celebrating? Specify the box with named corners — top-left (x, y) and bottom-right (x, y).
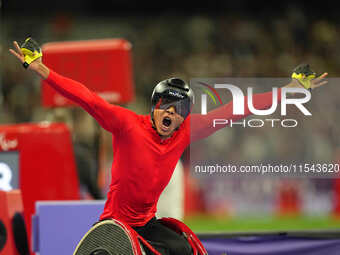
top-left (9, 38), bottom-right (327, 255)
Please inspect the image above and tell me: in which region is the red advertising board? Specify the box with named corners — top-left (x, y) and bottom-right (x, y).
top-left (41, 39), bottom-right (135, 107)
top-left (0, 190), bottom-right (24, 255)
top-left (0, 123), bottom-right (80, 254)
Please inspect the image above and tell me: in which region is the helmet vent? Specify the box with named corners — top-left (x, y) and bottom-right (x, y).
top-left (168, 78), bottom-right (189, 92)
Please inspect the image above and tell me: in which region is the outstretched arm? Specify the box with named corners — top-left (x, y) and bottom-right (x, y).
top-left (9, 40), bottom-right (134, 133)
top-left (189, 89), bottom-right (279, 142)
top-left (189, 69), bottom-right (328, 142)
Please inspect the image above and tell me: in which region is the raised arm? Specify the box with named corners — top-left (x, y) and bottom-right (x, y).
top-left (9, 39), bottom-right (134, 133)
top-left (189, 89), bottom-right (280, 142)
top-left (189, 67), bottom-right (328, 143)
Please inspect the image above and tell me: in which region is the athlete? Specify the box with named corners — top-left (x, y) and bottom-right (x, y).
top-left (9, 38), bottom-right (328, 255)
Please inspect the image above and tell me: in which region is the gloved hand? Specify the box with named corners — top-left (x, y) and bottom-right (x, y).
top-left (291, 64), bottom-right (316, 91)
top-left (20, 37), bottom-right (42, 69)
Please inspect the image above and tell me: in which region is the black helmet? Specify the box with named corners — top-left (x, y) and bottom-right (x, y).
top-left (151, 78), bottom-right (194, 120)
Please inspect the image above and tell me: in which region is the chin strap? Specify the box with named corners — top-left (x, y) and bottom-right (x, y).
top-left (150, 111), bottom-right (157, 131)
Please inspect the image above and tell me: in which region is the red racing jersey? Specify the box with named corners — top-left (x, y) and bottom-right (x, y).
top-left (45, 70), bottom-right (280, 226)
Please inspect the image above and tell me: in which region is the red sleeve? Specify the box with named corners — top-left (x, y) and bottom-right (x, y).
top-left (45, 70), bottom-right (136, 134)
top-left (188, 89), bottom-right (281, 142)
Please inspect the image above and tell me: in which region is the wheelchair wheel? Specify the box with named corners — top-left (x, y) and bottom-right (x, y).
top-left (73, 220), bottom-right (135, 255)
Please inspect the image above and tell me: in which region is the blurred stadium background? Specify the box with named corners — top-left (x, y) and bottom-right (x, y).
top-left (2, 0), bottom-right (340, 237)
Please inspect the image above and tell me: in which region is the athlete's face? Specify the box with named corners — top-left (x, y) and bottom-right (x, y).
top-left (153, 106), bottom-right (185, 139)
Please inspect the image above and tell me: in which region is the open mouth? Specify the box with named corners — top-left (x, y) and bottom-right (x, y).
top-left (162, 117), bottom-right (172, 127)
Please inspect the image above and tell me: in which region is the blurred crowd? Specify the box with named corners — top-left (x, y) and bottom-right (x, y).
top-left (2, 7), bottom-right (340, 122)
top-left (1, 6), bottom-right (340, 215)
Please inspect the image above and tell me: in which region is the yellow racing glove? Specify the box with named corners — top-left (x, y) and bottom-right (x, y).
top-left (20, 37), bottom-right (42, 69)
top-left (291, 64), bottom-right (316, 91)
